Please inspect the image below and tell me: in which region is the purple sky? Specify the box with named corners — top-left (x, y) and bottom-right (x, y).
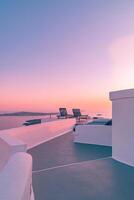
top-left (0, 0), bottom-right (134, 116)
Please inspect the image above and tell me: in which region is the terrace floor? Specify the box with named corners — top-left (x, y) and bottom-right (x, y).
top-left (28, 132), bottom-right (134, 200)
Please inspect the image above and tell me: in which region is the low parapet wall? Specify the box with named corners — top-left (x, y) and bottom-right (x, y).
top-left (74, 125), bottom-right (112, 146)
top-left (0, 133), bottom-right (27, 171)
top-left (0, 152), bottom-right (34, 200)
top-left (0, 118), bottom-right (75, 199)
top-left (0, 118), bottom-right (75, 149)
top-left (0, 134), bottom-right (34, 200)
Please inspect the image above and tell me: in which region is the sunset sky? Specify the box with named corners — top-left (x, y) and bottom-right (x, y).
top-left (0, 0), bottom-right (134, 116)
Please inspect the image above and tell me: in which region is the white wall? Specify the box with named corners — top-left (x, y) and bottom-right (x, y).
top-left (0, 134), bottom-right (34, 200)
top-left (0, 152), bottom-right (34, 200)
top-left (0, 118), bottom-right (75, 149)
top-left (0, 133), bottom-right (27, 171)
top-left (110, 88), bottom-right (134, 166)
top-left (74, 125), bottom-right (112, 146)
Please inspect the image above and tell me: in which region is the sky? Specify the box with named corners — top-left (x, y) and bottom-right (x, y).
top-left (0, 0), bottom-right (134, 116)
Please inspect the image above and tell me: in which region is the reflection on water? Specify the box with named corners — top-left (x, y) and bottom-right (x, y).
top-left (0, 115), bottom-right (57, 130)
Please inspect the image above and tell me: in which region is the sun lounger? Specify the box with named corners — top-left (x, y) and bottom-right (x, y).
top-left (72, 109), bottom-right (89, 121)
top-left (57, 108), bottom-right (73, 119)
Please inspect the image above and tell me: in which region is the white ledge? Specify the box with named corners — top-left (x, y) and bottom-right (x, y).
top-left (109, 88), bottom-right (134, 101)
top-left (0, 134), bottom-right (27, 171)
top-left (0, 133), bottom-right (27, 147)
top-left (0, 152), bottom-right (33, 200)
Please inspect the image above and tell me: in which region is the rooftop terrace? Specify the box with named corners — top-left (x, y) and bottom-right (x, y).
top-left (28, 132), bottom-right (134, 200)
top-left (1, 88), bottom-right (134, 200)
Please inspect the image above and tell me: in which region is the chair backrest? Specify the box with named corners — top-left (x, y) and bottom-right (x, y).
top-left (59, 108), bottom-right (68, 117)
top-left (72, 109), bottom-right (81, 117)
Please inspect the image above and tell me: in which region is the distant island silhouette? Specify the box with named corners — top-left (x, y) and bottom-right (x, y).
top-left (0, 111), bottom-right (58, 116)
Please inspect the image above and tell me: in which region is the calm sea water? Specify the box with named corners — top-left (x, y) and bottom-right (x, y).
top-left (0, 115), bottom-right (57, 130)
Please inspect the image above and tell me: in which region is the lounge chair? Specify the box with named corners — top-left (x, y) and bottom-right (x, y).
top-left (72, 109), bottom-right (89, 120)
top-left (57, 108), bottom-right (73, 119)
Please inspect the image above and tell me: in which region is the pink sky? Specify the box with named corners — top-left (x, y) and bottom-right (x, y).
top-left (1, 1), bottom-right (134, 117)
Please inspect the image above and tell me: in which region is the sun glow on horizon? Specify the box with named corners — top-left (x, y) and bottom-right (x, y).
top-left (110, 35), bottom-right (134, 90)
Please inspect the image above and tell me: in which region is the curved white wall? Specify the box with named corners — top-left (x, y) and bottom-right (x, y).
top-left (0, 133), bottom-right (27, 171)
top-left (0, 152), bottom-right (34, 200)
top-left (0, 134), bottom-right (34, 200)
